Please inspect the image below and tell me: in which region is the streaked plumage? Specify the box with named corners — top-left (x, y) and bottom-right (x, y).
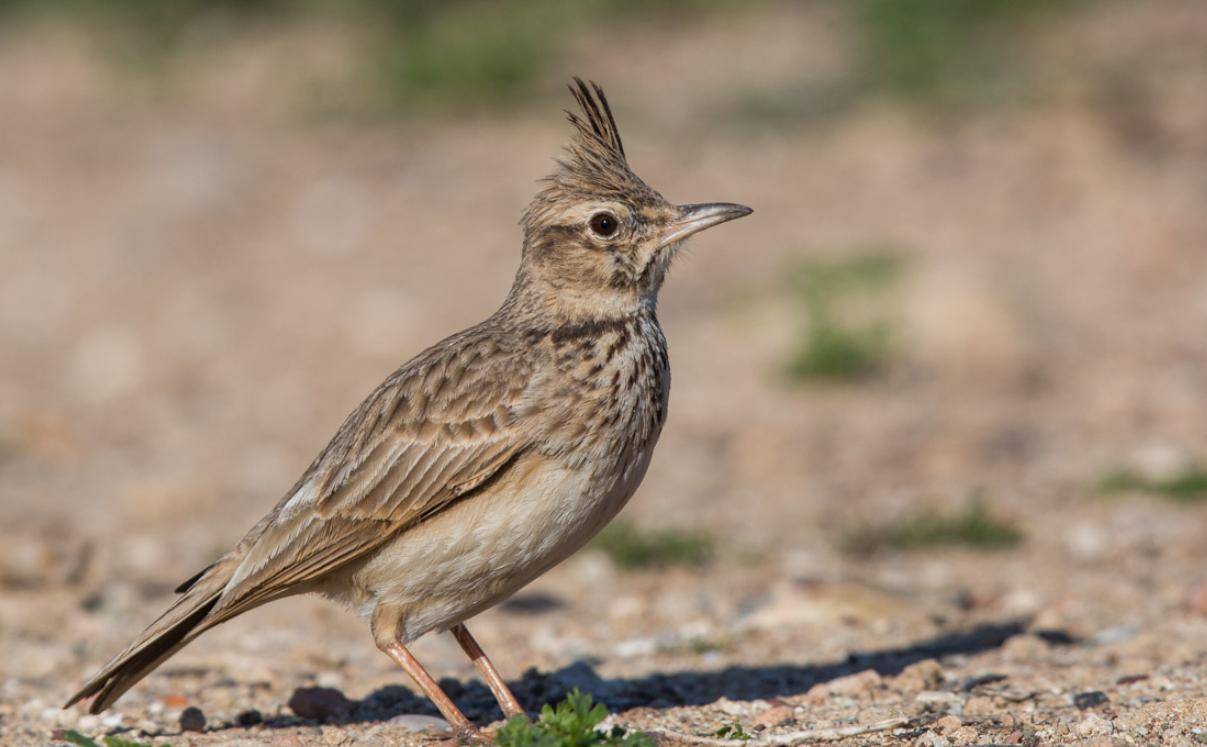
top-left (67, 79), bottom-right (751, 734)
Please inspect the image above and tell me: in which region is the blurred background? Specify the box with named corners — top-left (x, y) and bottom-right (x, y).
top-left (1, 1), bottom-right (1205, 743)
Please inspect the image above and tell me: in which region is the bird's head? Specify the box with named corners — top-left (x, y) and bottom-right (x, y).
top-left (514, 79), bottom-right (751, 320)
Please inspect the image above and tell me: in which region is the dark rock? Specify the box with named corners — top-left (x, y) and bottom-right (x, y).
top-left (1073, 691), bottom-right (1109, 710)
top-left (288, 686), bottom-right (351, 721)
top-left (179, 706), bottom-right (206, 732)
top-left (236, 709), bottom-right (263, 727)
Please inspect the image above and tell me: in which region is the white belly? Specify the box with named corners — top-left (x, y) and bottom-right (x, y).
top-left (338, 443), bottom-right (656, 642)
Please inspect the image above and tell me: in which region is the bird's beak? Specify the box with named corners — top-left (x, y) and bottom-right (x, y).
top-left (658, 202), bottom-right (753, 248)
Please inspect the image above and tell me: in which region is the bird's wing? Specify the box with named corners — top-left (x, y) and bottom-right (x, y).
top-left (209, 330), bottom-right (535, 618)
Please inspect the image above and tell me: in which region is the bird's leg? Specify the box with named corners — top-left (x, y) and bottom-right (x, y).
top-left (372, 607), bottom-right (476, 737)
top-left (450, 623), bottom-right (525, 720)
top-left (379, 640), bottom-right (476, 736)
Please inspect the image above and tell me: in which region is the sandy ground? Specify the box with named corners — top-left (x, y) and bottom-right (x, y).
top-left (2, 3), bottom-right (1206, 745)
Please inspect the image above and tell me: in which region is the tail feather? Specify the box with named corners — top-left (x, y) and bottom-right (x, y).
top-left (65, 568), bottom-right (230, 713)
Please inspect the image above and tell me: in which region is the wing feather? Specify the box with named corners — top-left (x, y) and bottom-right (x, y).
top-left (211, 328), bottom-right (533, 616)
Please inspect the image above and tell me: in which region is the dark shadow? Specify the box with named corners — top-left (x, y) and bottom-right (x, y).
top-left (229, 618), bottom-right (1070, 730)
top-left (499, 591), bottom-right (568, 615)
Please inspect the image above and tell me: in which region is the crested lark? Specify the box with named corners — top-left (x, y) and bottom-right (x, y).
top-left (67, 79), bottom-right (751, 735)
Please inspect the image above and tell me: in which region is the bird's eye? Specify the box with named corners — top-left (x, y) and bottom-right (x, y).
top-left (588, 212), bottom-right (619, 237)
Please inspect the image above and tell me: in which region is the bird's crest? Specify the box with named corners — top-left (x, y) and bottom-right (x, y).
top-left (523, 78), bottom-right (659, 240)
top-left (566, 77), bottom-right (626, 163)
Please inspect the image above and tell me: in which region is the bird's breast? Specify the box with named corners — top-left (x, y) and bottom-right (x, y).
top-left (540, 313), bottom-right (670, 471)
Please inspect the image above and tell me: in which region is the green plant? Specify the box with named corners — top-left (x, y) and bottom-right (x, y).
top-left (591, 520), bottom-right (715, 570)
top-left (0, 0), bottom-right (735, 111)
top-left (714, 722), bottom-right (754, 741)
top-left (784, 248), bottom-right (906, 382)
top-left (843, 496), bottom-right (1023, 556)
top-left (1095, 467), bottom-right (1207, 504)
top-left (375, 1), bottom-right (557, 108)
top-left (494, 689), bottom-right (654, 747)
top-left (851, 0), bottom-right (1074, 108)
top-left (61, 731), bottom-right (163, 747)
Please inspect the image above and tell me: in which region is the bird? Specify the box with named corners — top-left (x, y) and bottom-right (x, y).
top-left (66, 78), bottom-right (751, 737)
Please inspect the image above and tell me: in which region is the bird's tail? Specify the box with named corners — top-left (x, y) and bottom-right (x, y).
top-left (64, 562), bottom-right (233, 713)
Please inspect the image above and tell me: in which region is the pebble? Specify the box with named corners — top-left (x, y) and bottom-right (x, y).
top-left (807, 669), bottom-right (881, 701)
top-left (1000, 634), bottom-right (1050, 662)
top-left (236, 709), bottom-right (264, 726)
top-left (1128, 443), bottom-right (1195, 482)
top-left (317, 671), bottom-right (344, 688)
top-left (179, 706), bottom-right (206, 732)
top-left (752, 705), bottom-right (794, 728)
top-left (932, 715), bottom-right (962, 733)
top-left (388, 714), bottom-right (451, 732)
top-left (288, 686), bottom-right (351, 721)
top-left (963, 695), bottom-right (996, 716)
top-left (916, 690), bottom-right (963, 711)
top-left (76, 715), bottom-right (100, 732)
top-left (135, 719), bottom-right (159, 735)
top-left (895, 659), bottom-right (943, 691)
top-left (914, 732), bottom-right (949, 747)
top-left (1073, 691), bottom-right (1109, 710)
top-left (1092, 625), bottom-right (1137, 645)
top-left (713, 697), bottom-right (755, 717)
top-left (1076, 713), bottom-right (1114, 737)
top-left (613, 637), bottom-right (658, 658)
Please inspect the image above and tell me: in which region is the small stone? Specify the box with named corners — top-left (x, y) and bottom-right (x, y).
top-left (1075, 713), bottom-right (1114, 737)
top-left (895, 659), bottom-right (943, 691)
top-left (322, 726), bottom-right (347, 745)
top-left (288, 686), bottom-right (351, 721)
top-left (949, 726), bottom-right (979, 744)
top-left (933, 715), bottom-right (962, 733)
top-left (317, 671), bottom-right (344, 688)
top-left (1073, 691), bottom-right (1109, 710)
top-left (179, 706), bottom-right (206, 732)
top-left (752, 705), bottom-right (794, 728)
top-left (135, 719), bottom-right (159, 736)
top-left (963, 695), bottom-right (995, 716)
top-left (916, 690), bottom-right (963, 711)
top-left (76, 715), bottom-right (100, 732)
top-left (713, 697), bottom-right (753, 716)
top-left (1001, 634), bottom-right (1049, 662)
top-left (236, 709), bottom-right (263, 727)
top-left (914, 732), bottom-right (949, 747)
top-left (388, 714), bottom-right (451, 732)
top-left (1129, 443), bottom-right (1195, 483)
